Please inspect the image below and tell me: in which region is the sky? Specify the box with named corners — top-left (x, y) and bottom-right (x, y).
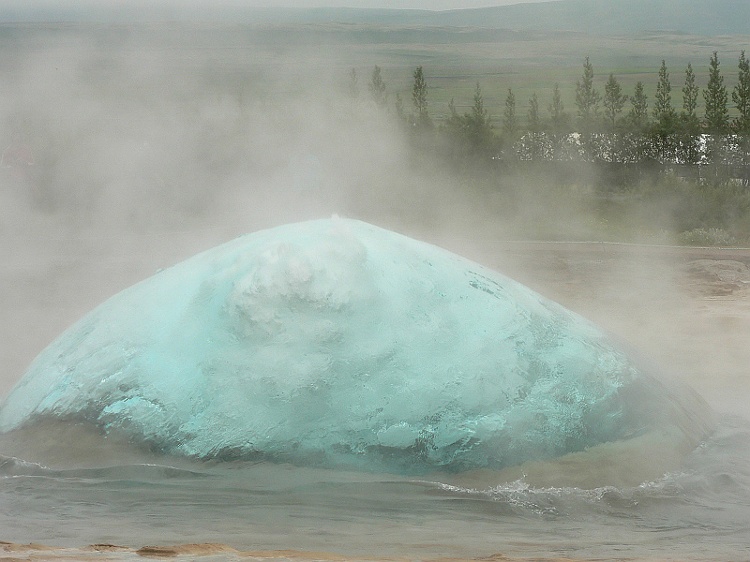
top-left (237, 0), bottom-right (557, 9)
top-left (0, 0), bottom-right (567, 24)
top-left (3, 0), bottom-right (561, 17)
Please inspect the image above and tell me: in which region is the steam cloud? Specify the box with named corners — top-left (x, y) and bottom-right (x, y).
top-left (1, 22), bottom-right (748, 424)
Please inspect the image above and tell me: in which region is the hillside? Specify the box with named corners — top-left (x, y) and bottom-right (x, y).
top-left (431, 0), bottom-right (750, 36)
top-left (1, 0), bottom-right (748, 36)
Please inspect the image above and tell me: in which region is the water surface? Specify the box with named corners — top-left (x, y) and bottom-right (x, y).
top-left (2, 415), bottom-right (749, 560)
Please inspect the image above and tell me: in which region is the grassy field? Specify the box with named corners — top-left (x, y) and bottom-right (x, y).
top-left (2, 22), bottom-right (749, 245)
top-left (328, 27), bottom-right (749, 121)
top-left (4, 22), bottom-right (747, 124)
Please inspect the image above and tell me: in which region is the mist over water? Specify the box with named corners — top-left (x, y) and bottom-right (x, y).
top-left (0, 24), bottom-right (426, 397)
top-left (0, 218), bottom-right (717, 482)
top-left (1, 415), bottom-right (750, 560)
top-left (2, 20), bottom-right (750, 561)
top-left (0, 23), bottom-right (563, 399)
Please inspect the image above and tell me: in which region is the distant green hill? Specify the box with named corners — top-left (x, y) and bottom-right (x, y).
top-left (285, 1), bottom-right (750, 36)
top-left (428, 0), bottom-right (750, 36)
top-left (1, 0), bottom-right (748, 36)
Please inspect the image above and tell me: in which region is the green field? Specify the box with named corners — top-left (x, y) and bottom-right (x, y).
top-left (1, 21), bottom-right (749, 244)
top-left (3, 22), bottom-right (747, 123)
top-left (322, 26), bottom-right (749, 122)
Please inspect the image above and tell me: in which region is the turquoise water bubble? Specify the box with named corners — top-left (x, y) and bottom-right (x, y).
top-left (0, 218), bottom-right (710, 473)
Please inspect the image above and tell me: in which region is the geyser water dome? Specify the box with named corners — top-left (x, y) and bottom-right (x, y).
top-left (0, 218), bottom-right (712, 475)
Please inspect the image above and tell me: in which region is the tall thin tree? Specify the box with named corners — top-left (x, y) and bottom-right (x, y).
top-left (468, 82), bottom-right (494, 155)
top-left (682, 62), bottom-right (699, 123)
top-left (527, 92), bottom-right (543, 160)
top-left (704, 52), bottom-right (729, 176)
top-left (443, 97), bottom-right (468, 163)
top-left (704, 51), bottom-right (729, 134)
top-left (528, 92), bottom-right (541, 132)
top-left (503, 88), bottom-right (518, 140)
top-left (368, 65), bottom-right (387, 108)
top-left (732, 50), bottom-right (750, 133)
top-left (575, 56), bottom-right (601, 132)
top-left (627, 81), bottom-right (649, 164)
top-left (549, 83), bottom-right (569, 159)
top-left (411, 65), bottom-right (431, 130)
top-left (732, 50), bottom-right (750, 185)
top-left (603, 73), bottom-right (627, 133)
top-left (471, 82), bottom-right (489, 123)
top-left (603, 74), bottom-right (627, 164)
top-left (549, 83), bottom-right (568, 133)
top-left (628, 81), bottom-right (649, 131)
top-left (653, 60), bottom-right (676, 163)
top-left (681, 62), bottom-right (701, 164)
top-left (653, 60), bottom-right (675, 125)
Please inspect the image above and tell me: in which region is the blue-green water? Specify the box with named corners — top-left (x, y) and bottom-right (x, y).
top-left (0, 219), bottom-right (747, 560)
top-left (0, 219), bottom-right (712, 473)
top-left (1, 415), bottom-right (749, 560)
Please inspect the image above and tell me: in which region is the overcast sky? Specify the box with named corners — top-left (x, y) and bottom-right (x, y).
top-left (5, 0), bottom-right (561, 16)
top-left (241, 0), bottom-right (557, 9)
top-left (0, 0), bottom-right (566, 23)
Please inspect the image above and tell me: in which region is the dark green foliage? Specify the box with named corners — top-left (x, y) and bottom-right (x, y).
top-left (603, 74), bottom-right (627, 133)
top-left (442, 85), bottom-right (495, 163)
top-left (679, 63), bottom-right (702, 164)
top-left (472, 83), bottom-right (489, 123)
top-left (524, 92), bottom-right (547, 161)
top-left (682, 63), bottom-right (699, 122)
top-left (653, 60), bottom-right (675, 126)
top-left (651, 60), bottom-right (677, 162)
top-left (502, 88), bottom-right (518, 140)
top-left (733, 51), bottom-right (750, 133)
top-left (627, 81), bottom-right (649, 132)
top-left (547, 83), bottom-right (571, 160)
top-left (442, 97), bottom-right (469, 162)
top-left (411, 65), bottom-right (432, 130)
top-left (703, 52), bottom-right (729, 177)
top-left (575, 56), bottom-right (601, 132)
top-left (392, 56), bottom-right (750, 240)
top-left (733, 51), bottom-right (750, 186)
top-left (470, 83), bottom-right (494, 151)
top-left (704, 51), bottom-right (729, 134)
top-left (444, 97), bottom-right (463, 137)
top-left (575, 57), bottom-right (601, 163)
top-left (549, 83), bottom-right (569, 133)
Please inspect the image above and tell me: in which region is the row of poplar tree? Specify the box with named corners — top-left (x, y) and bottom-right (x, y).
top-left (353, 52), bottom-right (750, 179)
